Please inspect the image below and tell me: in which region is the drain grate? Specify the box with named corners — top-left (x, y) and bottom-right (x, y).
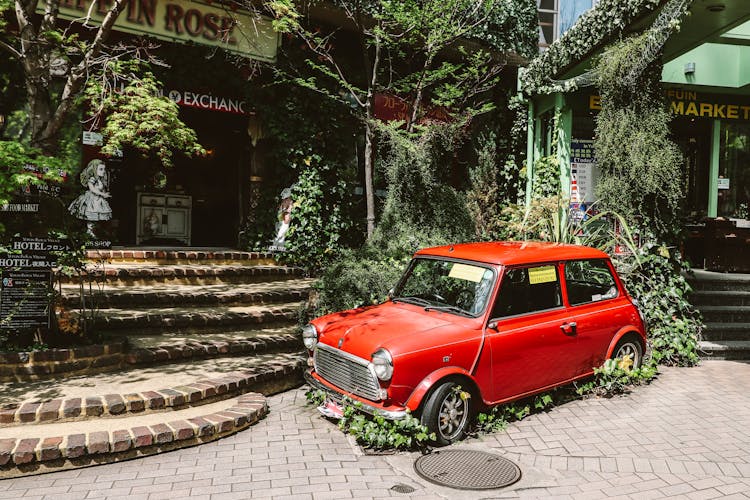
top-left (414, 449), bottom-right (521, 490)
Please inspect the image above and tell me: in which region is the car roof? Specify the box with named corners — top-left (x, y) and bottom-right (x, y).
top-left (414, 241), bottom-right (611, 267)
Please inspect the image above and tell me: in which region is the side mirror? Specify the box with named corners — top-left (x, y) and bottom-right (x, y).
top-left (487, 320), bottom-right (498, 330)
top-left (387, 288), bottom-right (395, 299)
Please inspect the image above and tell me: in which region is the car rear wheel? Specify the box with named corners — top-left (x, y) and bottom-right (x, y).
top-left (612, 337), bottom-right (643, 369)
top-left (421, 381), bottom-right (472, 446)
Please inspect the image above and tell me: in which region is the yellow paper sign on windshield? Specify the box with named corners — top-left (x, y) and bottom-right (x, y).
top-left (448, 263), bottom-right (485, 283)
top-left (528, 266), bottom-right (557, 284)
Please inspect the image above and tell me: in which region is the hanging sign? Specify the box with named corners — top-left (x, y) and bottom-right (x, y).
top-left (49, 0), bottom-right (279, 61)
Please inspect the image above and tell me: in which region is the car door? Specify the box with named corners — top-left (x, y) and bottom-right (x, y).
top-left (482, 264), bottom-right (579, 403)
top-left (562, 258), bottom-right (632, 375)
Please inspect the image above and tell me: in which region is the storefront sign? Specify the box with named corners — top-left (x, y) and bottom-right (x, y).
top-left (0, 270), bottom-right (52, 330)
top-left (1, 203), bottom-right (39, 212)
top-left (718, 177), bottom-right (730, 190)
top-left (11, 237), bottom-right (70, 253)
top-left (167, 90), bottom-right (247, 114)
top-left (589, 90), bottom-right (750, 121)
top-left (50, 0), bottom-right (279, 61)
top-left (19, 164), bottom-right (69, 198)
top-left (374, 93), bottom-right (451, 124)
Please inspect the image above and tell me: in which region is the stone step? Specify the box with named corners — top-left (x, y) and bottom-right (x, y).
top-left (690, 290), bottom-right (750, 307)
top-left (702, 322), bottom-right (750, 341)
top-left (696, 305), bottom-right (750, 323)
top-left (699, 340), bottom-right (750, 361)
top-left (0, 393), bottom-right (271, 478)
top-left (58, 264), bottom-right (303, 286)
top-left (110, 323), bottom-right (301, 349)
top-left (77, 302), bottom-right (304, 332)
top-left (59, 279), bottom-right (313, 308)
top-left (687, 270), bottom-right (750, 292)
top-left (85, 248), bottom-right (276, 265)
top-left (0, 352), bottom-right (306, 478)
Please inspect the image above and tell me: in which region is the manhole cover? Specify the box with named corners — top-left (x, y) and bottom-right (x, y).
top-left (414, 449), bottom-right (521, 490)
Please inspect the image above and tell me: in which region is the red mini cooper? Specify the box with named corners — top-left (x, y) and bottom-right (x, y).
top-left (303, 242), bottom-right (647, 445)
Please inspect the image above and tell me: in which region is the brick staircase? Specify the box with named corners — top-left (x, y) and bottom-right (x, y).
top-left (688, 269), bottom-right (750, 361)
top-left (0, 248), bottom-right (312, 477)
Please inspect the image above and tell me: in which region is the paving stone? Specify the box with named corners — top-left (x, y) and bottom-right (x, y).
top-left (64, 434), bottom-right (86, 458)
top-left (131, 426), bottom-right (153, 448)
top-left (111, 430), bottom-right (132, 453)
top-left (142, 391), bottom-right (165, 409)
top-left (17, 402), bottom-right (40, 423)
top-left (168, 420), bottom-right (195, 441)
top-left (35, 400), bottom-right (62, 422)
top-left (87, 432), bottom-right (110, 455)
top-left (103, 394), bottom-right (126, 414)
top-left (0, 407), bottom-right (16, 424)
top-left (61, 398), bottom-right (82, 418)
top-left (151, 424), bottom-right (174, 444)
top-left (124, 393), bottom-right (145, 412)
top-left (0, 439), bottom-right (15, 465)
top-left (83, 397), bottom-right (103, 416)
top-left (187, 416), bottom-right (216, 438)
top-left (13, 439), bottom-right (38, 464)
top-left (204, 413), bottom-right (234, 433)
top-left (39, 437), bottom-right (63, 461)
top-left (157, 388), bottom-right (185, 406)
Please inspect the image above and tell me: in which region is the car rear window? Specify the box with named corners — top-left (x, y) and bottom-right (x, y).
top-left (564, 259), bottom-right (619, 305)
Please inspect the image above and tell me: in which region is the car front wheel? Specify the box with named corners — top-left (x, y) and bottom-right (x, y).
top-left (421, 381), bottom-right (472, 446)
top-left (612, 337), bottom-right (643, 369)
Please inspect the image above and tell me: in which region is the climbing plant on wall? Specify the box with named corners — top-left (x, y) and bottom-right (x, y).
top-left (593, 33), bottom-right (683, 240)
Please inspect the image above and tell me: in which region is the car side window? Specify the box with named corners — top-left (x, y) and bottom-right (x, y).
top-left (564, 259), bottom-right (619, 306)
top-left (491, 265), bottom-right (562, 318)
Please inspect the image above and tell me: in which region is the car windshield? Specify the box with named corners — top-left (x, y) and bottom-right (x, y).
top-left (392, 258), bottom-right (495, 317)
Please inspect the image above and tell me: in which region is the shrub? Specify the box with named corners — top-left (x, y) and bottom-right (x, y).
top-left (616, 242), bottom-right (702, 366)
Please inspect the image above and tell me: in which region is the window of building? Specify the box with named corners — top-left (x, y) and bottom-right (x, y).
top-left (538, 0), bottom-right (598, 49)
top-left (718, 122), bottom-right (750, 219)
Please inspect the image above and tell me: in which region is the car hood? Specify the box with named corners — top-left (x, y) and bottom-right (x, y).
top-left (313, 301), bottom-right (470, 361)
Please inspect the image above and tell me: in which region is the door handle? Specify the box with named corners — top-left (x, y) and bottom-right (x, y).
top-left (560, 322), bottom-right (577, 335)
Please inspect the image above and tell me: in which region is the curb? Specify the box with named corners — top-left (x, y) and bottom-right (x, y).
top-left (1, 355), bottom-right (306, 425)
top-left (0, 393), bottom-right (269, 479)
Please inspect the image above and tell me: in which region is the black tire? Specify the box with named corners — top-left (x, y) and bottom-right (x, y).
top-left (612, 336), bottom-right (643, 369)
top-left (420, 381), bottom-right (472, 446)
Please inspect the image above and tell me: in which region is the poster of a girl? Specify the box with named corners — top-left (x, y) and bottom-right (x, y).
top-left (68, 159), bottom-right (112, 237)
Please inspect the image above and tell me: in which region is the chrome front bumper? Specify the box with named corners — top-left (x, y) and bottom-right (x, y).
top-left (303, 369), bottom-right (409, 420)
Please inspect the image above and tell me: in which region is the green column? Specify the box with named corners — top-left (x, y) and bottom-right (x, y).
top-left (555, 94), bottom-right (572, 200)
top-left (709, 119), bottom-right (720, 217)
top-left (526, 99), bottom-right (535, 206)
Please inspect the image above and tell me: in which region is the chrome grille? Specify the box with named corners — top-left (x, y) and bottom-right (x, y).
top-left (314, 344), bottom-right (381, 401)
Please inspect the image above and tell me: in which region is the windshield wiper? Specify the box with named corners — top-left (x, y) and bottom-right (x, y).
top-left (424, 305), bottom-right (474, 317)
top-left (392, 296), bottom-right (432, 307)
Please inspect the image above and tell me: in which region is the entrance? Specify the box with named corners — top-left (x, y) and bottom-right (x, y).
top-left (672, 117), bottom-right (711, 219)
top-left (171, 109), bottom-right (247, 247)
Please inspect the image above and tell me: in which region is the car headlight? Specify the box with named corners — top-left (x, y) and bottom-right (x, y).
top-left (302, 324), bottom-right (318, 350)
top-left (371, 348), bottom-right (393, 381)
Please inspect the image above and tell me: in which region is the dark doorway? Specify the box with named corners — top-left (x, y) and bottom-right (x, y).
top-left (672, 117), bottom-right (711, 219)
top-left (171, 109), bottom-right (247, 247)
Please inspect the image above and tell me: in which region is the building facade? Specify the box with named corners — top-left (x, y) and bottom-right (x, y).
top-left (523, 0), bottom-right (750, 271)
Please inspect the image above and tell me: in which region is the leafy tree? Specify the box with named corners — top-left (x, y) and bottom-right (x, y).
top-left (268, 0), bottom-right (537, 238)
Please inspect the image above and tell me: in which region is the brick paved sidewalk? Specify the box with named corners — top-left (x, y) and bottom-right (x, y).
top-left (2, 360), bottom-right (749, 499)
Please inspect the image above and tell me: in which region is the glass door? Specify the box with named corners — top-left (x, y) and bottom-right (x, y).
top-left (718, 122), bottom-right (750, 219)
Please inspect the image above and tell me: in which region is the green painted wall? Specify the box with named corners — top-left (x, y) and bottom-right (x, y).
top-left (663, 43), bottom-right (750, 88)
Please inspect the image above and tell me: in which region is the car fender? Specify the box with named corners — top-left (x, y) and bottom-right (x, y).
top-left (606, 326), bottom-right (647, 359)
top-left (403, 366), bottom-right (476, 412)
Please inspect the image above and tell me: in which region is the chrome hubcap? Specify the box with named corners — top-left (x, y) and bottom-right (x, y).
top-left (616, 343), bottom-right (638, 364)
top-left (438, 392), bottom-right (467, 439)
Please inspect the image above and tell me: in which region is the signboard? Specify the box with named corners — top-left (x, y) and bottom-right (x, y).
top-left (590, 89), bottom-right (750, 121)
top-left (0, 237), bottom-right (70, 269)
top-left (50, 0), bottom-right (279, 62)
top-left (167, 90), bottom-right (247, 114)
top-left (373, 93), bottom-right (451, 125)
top-left (718, 177), bottom-right (730, 190)
top-left (1, 203), bottom-right (39, 213)
top-left (570, 139), bottom-right (597, 205)
top-left (0, 270), bottom-right (52, 330)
